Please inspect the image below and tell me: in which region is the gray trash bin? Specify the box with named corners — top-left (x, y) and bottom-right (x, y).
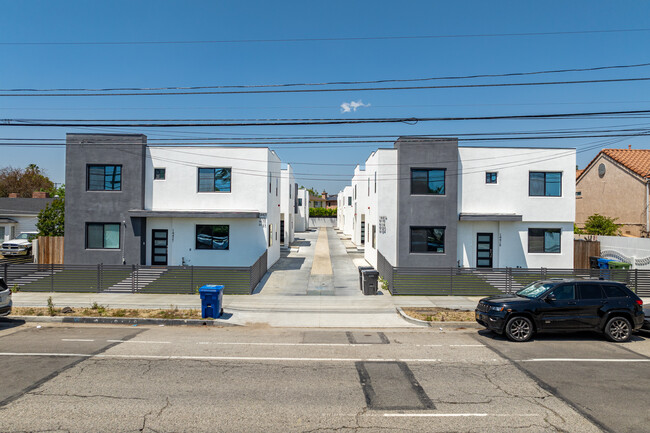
top-left (358, 266), bottom-right (374, 291)
top-left (362, 270), bottom-right (379, 295)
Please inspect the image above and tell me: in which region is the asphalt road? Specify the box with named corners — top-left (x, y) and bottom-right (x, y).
top-left (0, 321), bottom-right (648, 432)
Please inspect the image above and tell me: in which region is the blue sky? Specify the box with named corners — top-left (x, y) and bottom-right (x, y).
top-left (1, 1), bottom-right (650, 193)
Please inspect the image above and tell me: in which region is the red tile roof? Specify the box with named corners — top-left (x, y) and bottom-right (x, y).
top-left (576, 169), bottom-right (585, 179)
top-left (602, 149), bottom-right (650, 178)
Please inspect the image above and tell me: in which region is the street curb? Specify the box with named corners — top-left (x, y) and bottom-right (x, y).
top-left (395, 307), bottom-right (482, 329)
top-left (5, 315), bottom-right (241, 327)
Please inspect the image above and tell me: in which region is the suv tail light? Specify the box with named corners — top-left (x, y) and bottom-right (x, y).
top-left (635, 299), bottom-right (643, 306)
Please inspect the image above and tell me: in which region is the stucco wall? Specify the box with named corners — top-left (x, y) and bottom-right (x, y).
top-left (576, 154), bottom-right (648, 236)
top-left (281, 166), bottom-right (296, 245)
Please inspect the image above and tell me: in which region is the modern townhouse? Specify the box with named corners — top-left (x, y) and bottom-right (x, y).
top-left (342, 137), bottom-right (575, 275)
top-left (338, 185), bottom-right (354, 237)
top-left (280, 165), bottom-right (297, 246)
top-left (64, 133), bottom-right (282, 270)
top-left (295, 188), bottom-right (309, 232)
top-left (350, 165), bottom-right (368, 247)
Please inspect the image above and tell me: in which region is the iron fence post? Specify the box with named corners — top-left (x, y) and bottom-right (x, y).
top-left (506, 267), bottom-right (512, 294)
top-left (97, 263), bottom-right (101, 293)
top-left (634, 268), bottom-right (638, 293)
top-left (131, 264), bottom-right (136, 294)
top-left (450, 267), bottom-right (453, 296)
top-left (190, 265), bottom-right (194, 294)
top-left (50, 262), bottom-right (54, 292)
top-left (541, 267), bottom-right (547, 280)
top-left (3, 263), bottom-right (7, 283)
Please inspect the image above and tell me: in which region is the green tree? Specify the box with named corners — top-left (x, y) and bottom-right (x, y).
top-left (583, 214), bottom-right (621, 236)
top-left (36, 197), bottom-right (65, 236)
top-left (300, 186), bottom-right (319, 197)
top-left (0, 164), bottom-right (54, 197)
top-left (573, 224), bottom-right (585, 234)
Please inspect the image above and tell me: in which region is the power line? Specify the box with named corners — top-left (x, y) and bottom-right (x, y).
top-left (2, 28), bottom-right (649, 46)
top-left (5, 61), bottom-right (650, 93)
top-left (3, 76), bottom-right (650, 97)
top-left (3, 109), bottom-right (650, 127)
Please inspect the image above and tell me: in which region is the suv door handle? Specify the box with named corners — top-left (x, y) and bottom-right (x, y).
top-left (567, 301), bottom-right (577, 305)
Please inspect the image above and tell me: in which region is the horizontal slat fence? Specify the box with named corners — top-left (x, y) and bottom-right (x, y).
top-left (2, 252), bottom-right (268, 295)
top-left (379, 263), bottom-right (650, 297)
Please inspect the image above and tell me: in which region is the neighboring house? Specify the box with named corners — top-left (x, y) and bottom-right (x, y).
top-left (295, 189), bottom-right (309, 232)
top-left (341, 137), bottom-right (575, 270)
top-left (0, 194), bottom-right (54, 243)
top-left (576, 148), bottom-right (650, 237)
top-left (280, 165), bottom-right (296, 246)
top-left (64, 133), bottom-right (282, 269)
top-left (309, 191), bottom-right (337, 209)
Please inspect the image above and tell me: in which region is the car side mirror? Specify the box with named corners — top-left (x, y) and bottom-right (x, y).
top-left (546, 294), bottom-right (556, 302)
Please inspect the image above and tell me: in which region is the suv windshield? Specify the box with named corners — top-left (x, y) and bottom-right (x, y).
top-left (517, 282), bottom-right (554, 299)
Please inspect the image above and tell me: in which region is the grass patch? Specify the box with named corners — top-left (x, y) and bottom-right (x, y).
top-left (402, 307), bottom-right (475, 322)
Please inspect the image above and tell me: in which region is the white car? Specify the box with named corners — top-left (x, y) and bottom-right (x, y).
top-left (0, 279), bottom-right (11, 317)
top-left (1, 232), bottom-right (38, 256)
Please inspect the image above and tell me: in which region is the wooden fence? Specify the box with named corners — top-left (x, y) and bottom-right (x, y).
top-left (574, 239), bottom-right (600, 269)
top-left (37, 236), bottom-right (64, 264)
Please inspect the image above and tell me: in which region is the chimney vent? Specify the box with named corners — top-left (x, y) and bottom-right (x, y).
top-left (32, 191), bottom-right (50, 198)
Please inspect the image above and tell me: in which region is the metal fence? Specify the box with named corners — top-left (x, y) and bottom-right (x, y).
top-left (2, 251), bottom-right (268, 295)
top-left (377, 253), bottom-right (650, 296)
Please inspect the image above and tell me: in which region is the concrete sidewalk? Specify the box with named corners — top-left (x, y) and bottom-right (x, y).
top-left (10, 291), bottom-right (484, 328)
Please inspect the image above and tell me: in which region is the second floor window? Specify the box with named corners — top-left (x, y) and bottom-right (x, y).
top-left (198, 168), bottom-right (231, 192)
top-left (411, 169), bottom-right (445, 195)
top-left (87, 165), bottom-right (121, 191)
top-left (529, 172), bottom-right (561, 197)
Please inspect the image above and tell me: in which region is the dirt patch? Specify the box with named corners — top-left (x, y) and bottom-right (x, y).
top-left (12, 305), bottom-right (203, 320)
top-left (401, 307), bottom-right (474, 322)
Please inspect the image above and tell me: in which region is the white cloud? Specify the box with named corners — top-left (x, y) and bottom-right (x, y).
top-left (340, 100), bottom-right (371, 113)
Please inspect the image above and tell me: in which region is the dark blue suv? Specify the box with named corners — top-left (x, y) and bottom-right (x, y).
top-left (475, 279), bottom-right (644, 342)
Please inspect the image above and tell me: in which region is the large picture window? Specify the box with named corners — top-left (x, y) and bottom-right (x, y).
top-left (411, 169), bottom-right (445, 195)
top-left (196, 225), bottom-right (229, 250)
top-left (87, 165), bottom-right (122, 191)
top-left (410, 227), bottom-right (445, 253)
top-left (529, 172), bottom-right (562, 197)
top-left (198, 168), bottom-right (231, 192)
top-left (86, 223), bottom-right (120, 249)
top-left (528, 228), bottom-right (561, 253)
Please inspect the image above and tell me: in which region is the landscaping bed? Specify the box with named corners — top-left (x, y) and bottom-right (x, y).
top-left (401, 307), bottom-right (475, 322)
top-left (11, 304), bottom-right (203, 320)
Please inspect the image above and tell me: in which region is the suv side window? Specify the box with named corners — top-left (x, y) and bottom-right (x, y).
top-left (549, 284), bottom-right (575, 300)
top-left (578, 283), bottom-right (604, 300)
top-left (603, 284), bottom-right (628, 298)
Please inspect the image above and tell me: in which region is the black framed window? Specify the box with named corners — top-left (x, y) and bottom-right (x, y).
top-left (486, 172), bottom-right (497, 184)
top-left (86, 223), bottom-right (120, 249)
top-left (410, 227), bottom-right (445, 253)
top-left (372, 225), bottom-right (376, 249)
top-left (348, 197), bottom-right (352, 206)
top-left (529, 172), bottom-right (562, 196)
top-left (154, 168), bottom-right (166, 180)
top-left (195, 225), bottom-right (229, 250)
top-left (87, 165), bottom-right (122, 191)
top-left (528, 228), bottom-right (561, 253)
top-left (411, 169), bottom-right (445, 195)
top-left (198, 168), bottom-right (231, 192)
top-left (298, 198), bottom-right (303, 206)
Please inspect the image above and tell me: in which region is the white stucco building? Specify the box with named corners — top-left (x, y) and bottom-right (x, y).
top-left (280, 165), bottom-right (296, 246)
top-left (141, 146), bottom-right (282, 269)
top-left (341, 138), bottom-right (575, 271)
top-left (338, 185), bottom-right (355, 237)
top-left (295, 188), bottom-right (309, 232)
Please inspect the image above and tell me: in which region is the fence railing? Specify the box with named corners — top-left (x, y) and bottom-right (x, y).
top-left (2, 252), bottom-right (269, 295)
top-left (377, 259), bottom-right (650, 297)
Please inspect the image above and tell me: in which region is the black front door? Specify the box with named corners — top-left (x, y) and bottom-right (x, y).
top-left (152, 230), bottom-right (168, 266)
top-left (476, 233), bottom-right (493, 268)
top-left (280, 220), bottom-right (285, 244)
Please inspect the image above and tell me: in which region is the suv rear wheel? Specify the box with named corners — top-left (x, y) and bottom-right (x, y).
top-left (604, 316), bottom-right (632, 342)
top-left (505, 316), bottom-right (533, 342)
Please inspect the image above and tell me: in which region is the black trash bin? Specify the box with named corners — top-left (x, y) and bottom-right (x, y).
top-left (358, 266), bottom-right (374, 291)
top-left (589, 256), bottom-right (600, 269)
top-left (0, 278), bottom-right (7, 291)
top-left (362, 270), bottom-right (379, 295)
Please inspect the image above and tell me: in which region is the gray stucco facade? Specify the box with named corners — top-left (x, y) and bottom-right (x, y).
top-left (395, 137), bottom-right (458, 267)
top-left (64, 134), bottom-right (147, 265)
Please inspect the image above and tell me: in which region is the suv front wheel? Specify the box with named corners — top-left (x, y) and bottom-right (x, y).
top-left (505, 316), bottom-right (534, 342)
top-left (604, 316), bottom-right (632, 342)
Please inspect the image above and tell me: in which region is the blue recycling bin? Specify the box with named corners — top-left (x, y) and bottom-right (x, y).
top-left (597, 258), bottom-right (615, 269)
top-left (199, 285), bottom-right (224, 319)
